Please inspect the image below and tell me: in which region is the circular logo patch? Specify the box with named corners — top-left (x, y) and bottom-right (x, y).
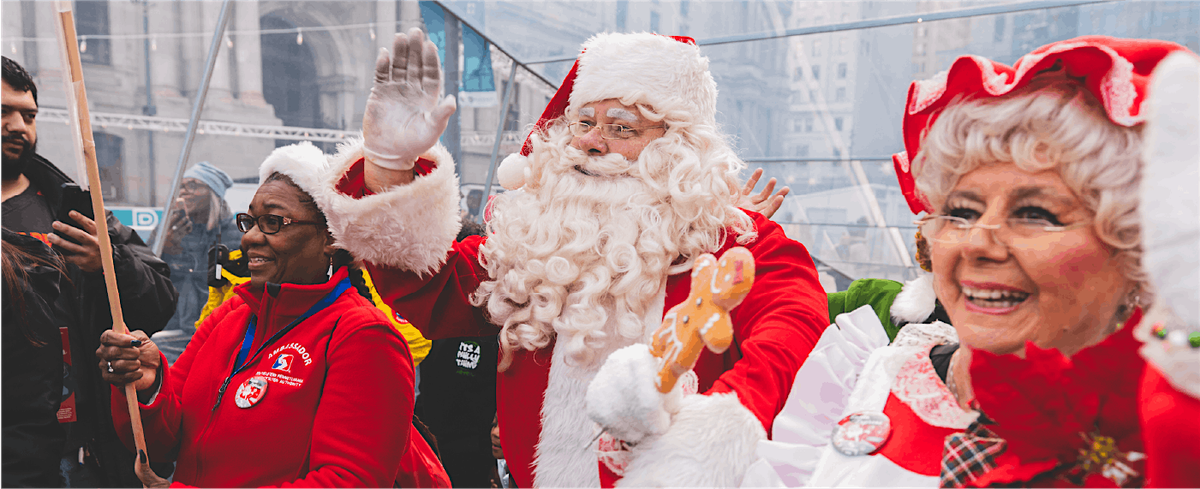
top-left (831, 411), bottom-right (892, 456)
top-left (234, 376), bottom-right (269, 409)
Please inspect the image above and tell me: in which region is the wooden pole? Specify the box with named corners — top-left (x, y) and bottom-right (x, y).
top-left (53, 0), bottom-right (149, 464)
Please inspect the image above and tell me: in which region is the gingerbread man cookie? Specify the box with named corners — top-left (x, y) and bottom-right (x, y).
top-left (650, 247), bottom-right (755, 393)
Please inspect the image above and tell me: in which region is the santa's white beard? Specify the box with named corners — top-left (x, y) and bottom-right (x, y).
top-left (475, 125), bottom-right (744, 371)
top-left (477, 154), bottom-right (671, 370)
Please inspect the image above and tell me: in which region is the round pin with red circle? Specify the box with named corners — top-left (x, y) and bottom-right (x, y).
top-left (831, 411), bottom-right (892, 456)
top-left (234, 376), bottom-right (269, 409)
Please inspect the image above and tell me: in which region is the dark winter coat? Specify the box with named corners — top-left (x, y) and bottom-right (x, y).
top-left (1, 230), bottom-right (67, 487)
top-left (18, 154), bottom-right (178, 486)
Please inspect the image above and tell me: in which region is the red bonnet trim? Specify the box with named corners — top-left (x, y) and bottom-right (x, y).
top-left (898, 36), bottom-right (1192, 215)
top-left (893, 152), bottom-right (931, 214)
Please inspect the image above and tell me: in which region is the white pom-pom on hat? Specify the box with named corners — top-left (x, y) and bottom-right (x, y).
top-left (497, 153), bottom-right (530, 190)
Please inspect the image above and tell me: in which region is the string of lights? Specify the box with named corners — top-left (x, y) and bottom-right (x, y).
top-left (34, 107), bottom-right (530, 146)
top-left (3, 20), bottom-right (390, 46)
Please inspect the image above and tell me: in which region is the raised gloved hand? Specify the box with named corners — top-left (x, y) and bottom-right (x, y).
top-left (362, 28), bottom-right (457, 171)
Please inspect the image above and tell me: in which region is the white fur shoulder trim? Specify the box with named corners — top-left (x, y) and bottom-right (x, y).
top-left (890, 273), bottom-right (937, 325)
top-left (316, 138), bottom-right (462, 275)
top-left (618, 392), bottom-right (766, 487)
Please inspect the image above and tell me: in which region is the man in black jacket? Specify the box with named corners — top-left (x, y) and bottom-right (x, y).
top-left (2, 56), bottom-right (177, 487)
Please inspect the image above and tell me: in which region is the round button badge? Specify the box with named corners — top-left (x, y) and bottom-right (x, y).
top-left (234, 376), bottom-right (269, 409)
top-left (831, 411), bottom-right (892, 456)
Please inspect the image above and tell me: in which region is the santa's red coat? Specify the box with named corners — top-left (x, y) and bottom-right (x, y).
top-left (331, 154), bottom-right (829, 487)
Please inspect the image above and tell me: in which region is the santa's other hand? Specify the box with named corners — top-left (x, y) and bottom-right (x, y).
top-left (362, 28), bottom-right (456, 171)
top-left (586, 344), bottom-right (684, 444)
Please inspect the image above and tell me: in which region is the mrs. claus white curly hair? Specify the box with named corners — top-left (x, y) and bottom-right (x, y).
top-left (475, 104), bottom-right (755, 371)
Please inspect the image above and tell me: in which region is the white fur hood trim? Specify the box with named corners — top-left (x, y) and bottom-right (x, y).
top-left (890, 273), bottom-right (937, 325)
top-left (618, 392), bottom-right (766, 487)
top-left (315, 138), bottom-right (462, 275)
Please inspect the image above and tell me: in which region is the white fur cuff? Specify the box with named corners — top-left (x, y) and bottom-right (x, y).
top-left (317, 138), bottom-right (462, 275)
top-left (890, 273), bottom-right (937, 325)
top-left (618, 392), bottom-right (767, 487)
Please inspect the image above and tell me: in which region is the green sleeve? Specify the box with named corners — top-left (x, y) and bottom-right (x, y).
top-left (828, 279), bottom-right (905, 342)
top-left (827, 289), bottom-right (849, 322)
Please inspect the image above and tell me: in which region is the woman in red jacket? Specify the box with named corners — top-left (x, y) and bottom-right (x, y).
top-left (96, 143), bottom-right (448, 487)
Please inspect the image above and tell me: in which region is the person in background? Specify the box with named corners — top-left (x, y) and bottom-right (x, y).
top-left (1, 55), bottom-right (177, 487)
top-left (413, 334), bottom-right (497, 486)
top-left (412, 219), bottom-right (496, 487)
top-left (2, 230), bottom-right (68, 487)
top-left (154, 161), bottom-right (240, 363)
top-left (489, 414), bottom-right (515, 488)
top-left (835, 216), bottom-right (871, 278)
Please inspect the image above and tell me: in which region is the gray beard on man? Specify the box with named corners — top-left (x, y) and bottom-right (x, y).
top-left (475, 145), bottom-right (684, 370)
top-left (473, 118), bottom-right (752, 371)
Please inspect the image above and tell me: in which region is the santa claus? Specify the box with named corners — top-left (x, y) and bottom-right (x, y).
top-left (314, 29), bottom-right (829, 487)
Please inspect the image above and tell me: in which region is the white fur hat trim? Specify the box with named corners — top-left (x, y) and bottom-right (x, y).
top-left (570, 32), bottom-right (718, 126)
top-left (258, 141), bottom-right (332, 208)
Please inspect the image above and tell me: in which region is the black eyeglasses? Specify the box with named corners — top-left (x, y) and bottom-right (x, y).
top-left (235, 213), bottom-right (323, 235)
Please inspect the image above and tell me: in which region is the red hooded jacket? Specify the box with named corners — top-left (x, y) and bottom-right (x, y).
top-left (112, 268), bottom-right (445, 487)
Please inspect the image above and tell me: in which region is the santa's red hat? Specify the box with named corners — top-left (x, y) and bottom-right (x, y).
top-left (497, 33), bottom-right (715, 190)
top-left (894, 35), bottom-right (1192, 214)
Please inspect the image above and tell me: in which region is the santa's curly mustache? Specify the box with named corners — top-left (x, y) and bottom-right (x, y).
top-left (474, 119), bottom-right (755, 371)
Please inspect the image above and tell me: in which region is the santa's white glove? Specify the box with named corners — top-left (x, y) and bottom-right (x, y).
top-left (587, 344), bottom-right (687, 444)
top-left (362, 28), bottom-right (457, 171)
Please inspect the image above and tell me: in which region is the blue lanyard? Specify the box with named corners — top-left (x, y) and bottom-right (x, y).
top-left (232, 277), bottom-right (352, 373)
top-left (233, 319), bottom-right (258, 373)
top-left (213, 277), bottom-right (352, 411)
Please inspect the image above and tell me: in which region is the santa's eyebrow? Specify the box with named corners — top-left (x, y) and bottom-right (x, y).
top-left (606, 108), bottom-right (638, 122)
top-left (578, 107), bottom-right (595, 118)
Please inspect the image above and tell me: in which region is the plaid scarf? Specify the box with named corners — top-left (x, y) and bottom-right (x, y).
top-left (940, 421), bottom-right (1007, 488)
